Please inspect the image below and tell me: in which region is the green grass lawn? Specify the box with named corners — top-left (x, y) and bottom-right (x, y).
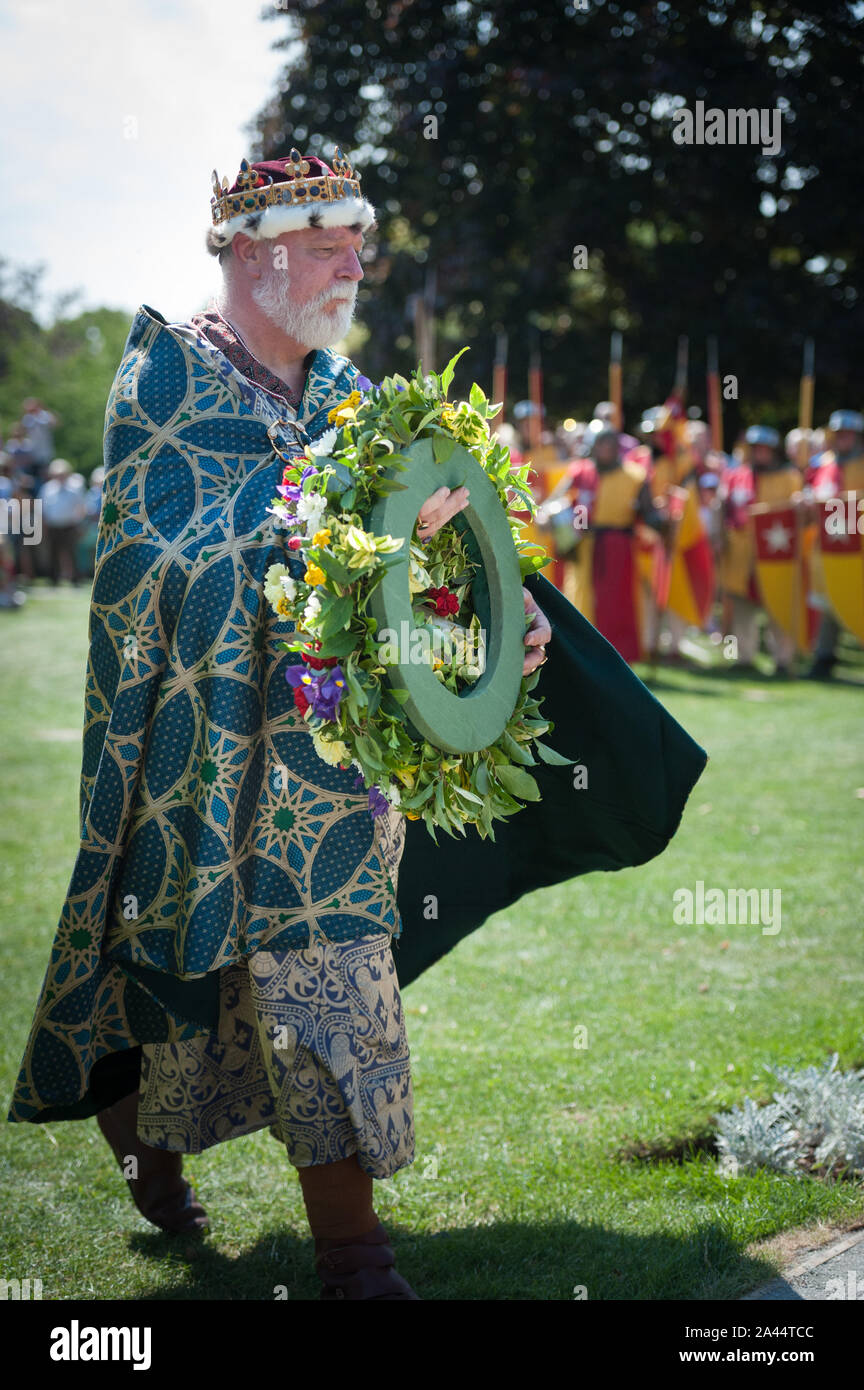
top-left (1, 587), bottom-right (863, 1301)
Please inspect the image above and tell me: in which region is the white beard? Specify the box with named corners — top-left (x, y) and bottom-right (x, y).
top-left (251, 266), bottom-right (357, 348)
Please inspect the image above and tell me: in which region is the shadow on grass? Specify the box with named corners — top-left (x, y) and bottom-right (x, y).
top-left (124, 1218), bottom-right (776, 1302)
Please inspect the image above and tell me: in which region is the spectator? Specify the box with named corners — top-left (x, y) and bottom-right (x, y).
top-left (21, 398), bottom-right (59, 492)
top-left (78, 466), bottom-right (105, 577)
top-left (39, 458), bottom-right (87, 586)
top-left (0, 457), bottom-right (27, 608)
top-left (85, 466), bottom-right (105, 519)
top-left (4, 423), bottom-right (38, 497)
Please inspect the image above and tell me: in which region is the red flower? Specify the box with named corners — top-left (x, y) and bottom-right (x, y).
top-left (293, 686), bottom-right (310, 715)
top-left (427, 585), bottom-right (459, 617)
top-left (301, 639), bottom-right (338, 670)
top-left (287, 536), bottom-right (303, 551)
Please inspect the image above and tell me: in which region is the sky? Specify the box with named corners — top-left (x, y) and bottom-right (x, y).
top-left (0, 0), bottom-right (294, 324)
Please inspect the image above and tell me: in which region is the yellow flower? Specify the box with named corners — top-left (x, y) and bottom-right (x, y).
top-left (404, 809), bottom-right (422, 820)
top-left (311, 728), bottom-right (352, 766)
top-left (275, 595), bottom-right (293, 617)
top-left (304, 563), bottom-right (326, 586)
top-left (312, 528), bottom-right (331, 547)
top-left (327, 390), bottom-right (362, 425)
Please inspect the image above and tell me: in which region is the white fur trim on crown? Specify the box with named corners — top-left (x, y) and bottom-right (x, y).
top-left (210, 194), bottom-right (376, 247)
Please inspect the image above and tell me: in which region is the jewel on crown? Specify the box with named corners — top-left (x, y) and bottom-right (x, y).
top-left (332, 147), bottom-right (354, 179)
top-left (286, 148), bottom-right (311, 178)
top-left (235, 157), bottom-right (272, 193)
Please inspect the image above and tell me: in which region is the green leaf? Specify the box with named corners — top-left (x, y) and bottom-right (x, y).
top-left (415, 407), bottom-right (443, 432)
top-left (366, 683), bottom-right (382, 718)
top-left (439, 346), bottom-right (470, 396)
top-left (345, 664), bottom-right (369, 707)
top-left (500, 729), bottom-right (536, 765)
top-left (534, 741), bottom-right (578, 766)
top-left (433, 432), bottom-right (455, 463)
top-left (373, 476), bottom-right (410, 496)
top-left (519, 551), bottom-right (553, 577)
top-left (315, 628), bottom-right (359, 659)
top-left (538, 745), bottom-right (577, 767)
top-left (388, 687), bottom-right (410, 705)
top-left (453, 785), bottom-right (484, 805)
top-left (494, 764), bottom-right (542, 801)
top-left (389, 412), bottom-right (412, 443)
top-left (315, 551), bottom-right (354, 586)
top-left (355, 732), bottom-right (385, 768)
top-left (317, 594), bottom-right (353, 639)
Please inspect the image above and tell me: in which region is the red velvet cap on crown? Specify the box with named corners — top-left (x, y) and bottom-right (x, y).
top-left (208, 148), bottom-right (376, 251)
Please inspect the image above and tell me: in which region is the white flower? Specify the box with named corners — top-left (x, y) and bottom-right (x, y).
top-left (263, 563), bottom-right (293, 608)
top-left (296, 492), bottom-right (326, 523)
top-left (296, 491), bottom-right (327, 540)
top-left (307, 427), bottom-right (338, 457)
top-left (385, 783), bottom-right (402, 807)
top-left (280, 575), bottom-right (297, 601)
top-left (303, 591), bottom-right (322, 627)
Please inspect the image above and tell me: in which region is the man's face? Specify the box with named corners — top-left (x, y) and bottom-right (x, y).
top-left (250, 224), bottom-right (365, 349)
top-left (594, 437), bottom-right (619, 467)
top-left (751, 445), bottom-right (774, 468)
top-left (833, 429), bottom-right (857, 456)
top-left (687, 425), bottom-right (709, 462)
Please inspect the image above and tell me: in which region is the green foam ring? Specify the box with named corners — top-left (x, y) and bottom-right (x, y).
top-left (366, 436), bottom-right (525, 753)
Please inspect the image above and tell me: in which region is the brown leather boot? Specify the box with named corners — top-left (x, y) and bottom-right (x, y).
top-left (97, 1089), bottom-right (209, 1234)
top-left (314, 1220), bottom-right (420, 1300)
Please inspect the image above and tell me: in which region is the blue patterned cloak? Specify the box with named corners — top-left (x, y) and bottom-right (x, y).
top-left (7, 305), bottom-right (707, 1125)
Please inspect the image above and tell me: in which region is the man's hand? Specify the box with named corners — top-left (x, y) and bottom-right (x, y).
top-left (522, 585), bottom-right (551, 675)
top-left (415, 485), bottom-right (470, 541)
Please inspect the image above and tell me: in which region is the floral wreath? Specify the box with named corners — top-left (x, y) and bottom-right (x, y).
top-left (263, 348), bottom-right (574, 840)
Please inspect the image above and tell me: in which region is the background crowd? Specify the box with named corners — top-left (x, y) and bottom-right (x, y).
top-left (0, 398), bottom-right (103, 607)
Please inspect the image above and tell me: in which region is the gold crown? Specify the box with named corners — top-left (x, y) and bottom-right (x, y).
top-left (210, 148), bottom-right (362, 226)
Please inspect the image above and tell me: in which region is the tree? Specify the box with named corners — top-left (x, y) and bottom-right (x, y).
top-left (249, 0), bottom-right (864, 435)
top-left (0, 262), bottom-right (131, 475)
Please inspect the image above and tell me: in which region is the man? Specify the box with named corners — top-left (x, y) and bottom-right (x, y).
top-left (636, 413), bottom-right (715, 660)
top-left (718, 425), bottom-right (800, 673)
top-left (804, 410), bottom-right (864, 678)
top-left (21, 398), bottom-right (59, 492)
top-left (7, 146), bottom-right (549, 1301)
top-left (8, 145), bottom-right (706, 1302)
top-left (537, 423), bottom-right (667, 663)
top-left (38, 457), bottom-right (88, 585)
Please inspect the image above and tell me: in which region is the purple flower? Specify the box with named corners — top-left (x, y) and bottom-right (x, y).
top-left (367, 786), bottom-right (390, 818)
top-left (311, 665), bottom-right (346, 721)
top-left (279, 464), bottom-right (318, 502)
top-left (285, 662), bottom-right (346, 721)
top-left (356, 374), bottom-right (373, 392)
top-left (394, 382), bottom-right (406, 393)
top-left (352, 772), bottom-right (389, 818)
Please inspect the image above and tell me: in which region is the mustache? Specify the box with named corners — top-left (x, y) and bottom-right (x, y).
top-left (300, 284), bottom-right (358, 308)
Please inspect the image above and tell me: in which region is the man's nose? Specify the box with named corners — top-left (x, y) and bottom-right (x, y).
top-left (335, 248), bottom-right (364, 282)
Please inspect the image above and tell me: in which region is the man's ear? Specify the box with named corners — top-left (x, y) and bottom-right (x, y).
top-left (231, 233), bottom-right (266, 276)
